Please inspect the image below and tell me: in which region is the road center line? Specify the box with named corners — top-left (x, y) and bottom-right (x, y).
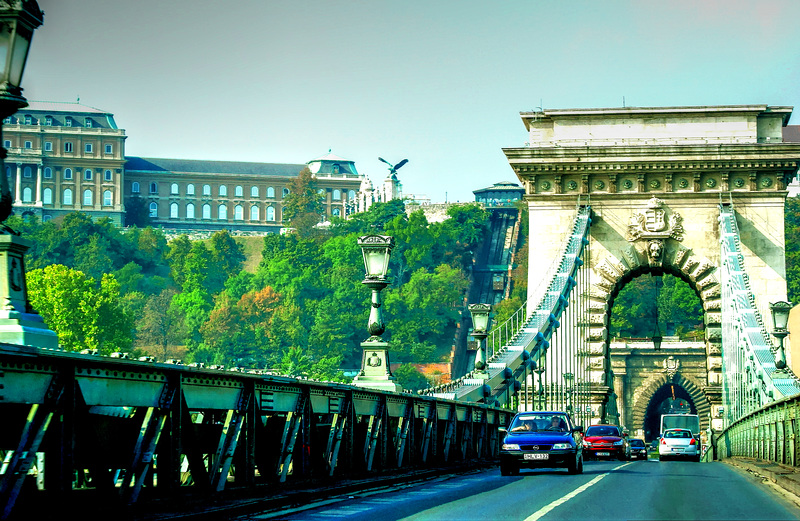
top-left (523, 462), bottom-right (633, 521)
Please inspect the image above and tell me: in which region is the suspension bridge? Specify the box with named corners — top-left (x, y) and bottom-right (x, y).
top-left (3, 104), bottom-right (800, 519)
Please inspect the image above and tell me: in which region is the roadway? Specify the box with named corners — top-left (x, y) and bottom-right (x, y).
top-left (246, 458), bottom-right (800, 521)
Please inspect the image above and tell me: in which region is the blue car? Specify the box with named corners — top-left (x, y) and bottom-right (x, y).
top-left (499, 411), bottom-right (584, 475)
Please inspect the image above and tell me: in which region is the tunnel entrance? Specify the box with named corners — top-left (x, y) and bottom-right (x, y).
top-left (642, 383), bottom-right (696, 442)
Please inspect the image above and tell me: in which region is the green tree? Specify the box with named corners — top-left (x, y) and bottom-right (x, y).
top-left (274, 345), bottom-right (347, 382)
top-left (125, 197), bottom-right (152, 227)
top-left (393, 364), bottom-right (430, 392)
top-left (785, 197), bottom-right (800, 303)
top-left (385, 264), bottom-right (468, 362)
top-left (27, 265), bottom-right (133, 353)
top-left (281, 167), bottom-right (325, 236)
top-left (137, 288), bottom-right (184, 360)
top-left (166, 235), bottom-right (193, 288)
top-left (207, 230), bottom-right (246, 293)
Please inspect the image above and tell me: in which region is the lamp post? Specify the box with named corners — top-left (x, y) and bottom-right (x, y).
top-left (0, 1), bottom-right (54, 349)
top-left (769, 301), bottom-right (792, 371)
top-left (652, 275), bottom-right (662, 350)
top-left (352, 235), bottom-right (401, 392)
top-left (468, 303), bottom-right (491, 379)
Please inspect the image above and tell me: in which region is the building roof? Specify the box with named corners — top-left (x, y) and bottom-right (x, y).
top-left (306, 150), bottom-right (359, 176)
top-left (520, 105), bottom-right (795, 134)
top-left (473, 181), bottom-right (525, 194)
top-left (22, 101), bottom-right (112, 115)
top-left (125, 157), bottom-right (306, 177)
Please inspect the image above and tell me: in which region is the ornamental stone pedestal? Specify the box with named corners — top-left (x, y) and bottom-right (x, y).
top-left (0, 234), bottom-right (57, 348)
top-left (353, 340), bottom-right (402, 392)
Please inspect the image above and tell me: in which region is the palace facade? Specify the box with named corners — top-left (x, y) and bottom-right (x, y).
top-left (125, 153), bottom-right (362, 234)
top-left (4, 102), bottom-right (395, 232)
top-left (3, 101), bottom-right (127, 225)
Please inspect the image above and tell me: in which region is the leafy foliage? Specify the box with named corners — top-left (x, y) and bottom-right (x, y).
top-left (609, 275), bottom-right (703, 339)
top-left (17, 203), bottom-right (491, 382)
top-left (27, 265), bottom-right (133, 353)
top-left (281, 167), bottom-right (325, 237)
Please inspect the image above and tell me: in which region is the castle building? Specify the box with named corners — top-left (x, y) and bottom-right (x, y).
top-left (3, 101), bottom-right (127, 225)
top-left (125, 152), bottom-right (362, 233)
top-left (4, 102), bottom-right (370, 232)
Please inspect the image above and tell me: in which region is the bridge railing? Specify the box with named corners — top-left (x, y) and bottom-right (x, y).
top-left (486, 198), bottom-right (590, 357)
top-left (0, 344), bottom-right (512, 519)
top-left (711, 392), bottom-right (800, 467)
top-left (718, 203), bottom-right (800, 427)
top-left (423, 201), bottom-right (592, 409)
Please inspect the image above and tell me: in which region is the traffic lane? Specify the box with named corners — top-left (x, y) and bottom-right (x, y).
top-left (552, 459), bottom-right (800, 521)
top-left (259, 459), bottom-right (800, 521)
top-left (263, 462), bottom-right (619, 521)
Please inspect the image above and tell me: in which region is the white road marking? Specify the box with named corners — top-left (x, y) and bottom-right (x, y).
top-left (523, 462), bottom-right (633, 521)
top-left (369, 497), bottom-right (410, 504)
top-left (306, 505), bottom-right (373, 517)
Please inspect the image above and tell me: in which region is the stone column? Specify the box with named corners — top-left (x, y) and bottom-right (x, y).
top-left (35, 164), bottom-right (42, 205)
top-left (14, 163), bottom-right (21, 205)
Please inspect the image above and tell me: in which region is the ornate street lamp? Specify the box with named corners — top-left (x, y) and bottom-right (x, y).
top-left (769, 301), bottom-right (792, 370)
top-left (468, 303), bottom-right (491, 379)
top-left (0, 1), bottom-right (42, 221)
top-left (652, 321), bottom-right (663, 351)
top-left (0, 1), bottom-right (54, 349)
top-left (352, 235), bottom-right (401, 391)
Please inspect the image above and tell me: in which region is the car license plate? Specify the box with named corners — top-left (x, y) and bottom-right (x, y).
top-left (597, 452), bottom-right (610, 456)
top-left (524, 453), bottom-right (549, 460)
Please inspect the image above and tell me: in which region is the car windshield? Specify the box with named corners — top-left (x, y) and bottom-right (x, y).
top-left (630, 439), bottom-right (645, 446)
top-left (585, 426), bottom-right (620, 437)
top-left (509, 414), bottom-right (569, 432)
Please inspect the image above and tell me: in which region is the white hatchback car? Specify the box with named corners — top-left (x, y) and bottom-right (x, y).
top-left (659, 428), bottom-right (700, 461)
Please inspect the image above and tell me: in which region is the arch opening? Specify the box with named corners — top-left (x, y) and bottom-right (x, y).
top-left (642, 383), bottom-right (696, 442)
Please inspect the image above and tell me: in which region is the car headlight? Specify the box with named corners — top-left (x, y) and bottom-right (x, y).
top-left (552, 443), bottom-right (571, 450)
top-left (613, 440), bottom-right (624, 446)
top-left (502, 444), bottom-right (520, 451)
top-left (583, 441), bottom-right (592, 447)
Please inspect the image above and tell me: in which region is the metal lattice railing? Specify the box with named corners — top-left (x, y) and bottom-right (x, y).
top-left (423, 202), bottom-right (592, 425)
top-left (719, 203), bottom-right (800, 427)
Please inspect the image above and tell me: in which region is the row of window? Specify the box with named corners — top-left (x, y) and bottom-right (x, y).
top-left (155, 202), bottom-right (344, 221)
top-left (5, 166), bottom-right (114, 181)
top-left (136, 182), bottom-right (291, 198)
top-left (4, 139), bottom-right (114, 155)
top-left (5, 115), bottom-right (100, 128)
top-left (26, 188), bottom-right (114, 206)
top-left (135, 182), bottom-right (357, 201)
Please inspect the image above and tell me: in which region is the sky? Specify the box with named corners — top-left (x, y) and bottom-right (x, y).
top-left (22, 0), bottom-right (800, 203)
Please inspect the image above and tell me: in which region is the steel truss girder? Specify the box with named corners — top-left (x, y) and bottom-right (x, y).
top-left (0, 373), bottom-right (64, 521)
top-left (0, 346), bottom-right (512, 517)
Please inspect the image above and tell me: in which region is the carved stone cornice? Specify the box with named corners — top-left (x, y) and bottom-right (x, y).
top-left (509, 160), bottom-right (800, 175)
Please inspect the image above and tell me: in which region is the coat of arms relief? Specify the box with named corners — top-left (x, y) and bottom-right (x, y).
top-left (627, 197), bottom-right (684, 266)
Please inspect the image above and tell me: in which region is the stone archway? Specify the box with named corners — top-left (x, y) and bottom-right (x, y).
top-left (584, 200), bottom-right (723, 426)
top-left (629, 371), bottom-right (712, 439)
top-left (507, 105), bottom-right (798, 430)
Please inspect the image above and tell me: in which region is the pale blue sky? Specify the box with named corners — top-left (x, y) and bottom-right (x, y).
top-left (24, 0), bottom-right (800, 203)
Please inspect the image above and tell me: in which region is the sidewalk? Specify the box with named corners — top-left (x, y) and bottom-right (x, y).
top-left (724, 457), bottom-right (800, 502)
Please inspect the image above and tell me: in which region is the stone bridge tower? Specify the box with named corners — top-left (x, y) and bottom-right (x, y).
top-left (504, 105), bottom-right (800, 433)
